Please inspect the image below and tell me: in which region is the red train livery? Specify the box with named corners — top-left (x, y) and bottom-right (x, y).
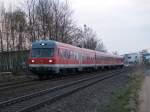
top-left (28, 40), bottom-right (124, 79)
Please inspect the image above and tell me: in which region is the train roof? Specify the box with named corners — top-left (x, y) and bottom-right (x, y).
top-left (31, 40), bottom-right (123, 58)
top-left (32, 40), bottom-right (57, 48)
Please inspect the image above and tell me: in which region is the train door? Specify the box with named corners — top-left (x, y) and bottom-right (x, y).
top-left (94, 52), bottom-right (97, 70)
top-left (78, 50), bottom-right (83, 71)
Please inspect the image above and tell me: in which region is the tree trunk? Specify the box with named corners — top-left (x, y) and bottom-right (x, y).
top-left (0, 30), bottom-right (3, 52)
top-left (18, 32), bottom-right (23, 50)
top-left (6, 31), bottom-right (9, 51)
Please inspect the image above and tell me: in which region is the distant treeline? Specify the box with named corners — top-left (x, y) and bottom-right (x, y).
top-left (0, 0), bottom-right (106, 52)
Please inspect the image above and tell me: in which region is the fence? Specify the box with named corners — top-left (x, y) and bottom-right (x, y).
top-left (0, 50), bottom-right (29, 73)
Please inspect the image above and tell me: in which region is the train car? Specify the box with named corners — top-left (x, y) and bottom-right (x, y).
top-left (28, 40), bottom-right (124, 79)
top-left (95, 51), bottom-right (124, 69)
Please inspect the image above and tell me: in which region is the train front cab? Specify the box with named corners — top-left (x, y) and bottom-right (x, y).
top-left (28, 40), bottom-right (58, 79)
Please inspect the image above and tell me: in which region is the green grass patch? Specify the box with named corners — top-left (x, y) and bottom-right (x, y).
top-left (104, 69), bottom-right (144, 112)
top-left (104, 85), bottom-right (132, 112)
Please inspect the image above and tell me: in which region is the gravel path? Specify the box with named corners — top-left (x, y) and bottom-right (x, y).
top-left (35, 71), bottom-right (131, 112)
top-left (139, 69), bottom-right (150, 112)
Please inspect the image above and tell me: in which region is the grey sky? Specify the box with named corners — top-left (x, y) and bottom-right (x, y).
top-left (2, 0), bottom-right (150, 54)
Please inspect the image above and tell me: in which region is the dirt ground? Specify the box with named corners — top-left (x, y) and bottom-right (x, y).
top-left (139, 69), bottom-right (150, 112)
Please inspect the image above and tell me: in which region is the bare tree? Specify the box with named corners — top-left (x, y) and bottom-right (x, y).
top-left (14, 10), bottom-right (26, 50)
top-left (75, 25), bottom-right (106, 51)
top-left (0, 2), bottom-right (27, 51)
top-left (0, 1), bottom-right (5, 52)
top-left (8, 10), bottom-right (26, 50)
top-left (0, 0), bottom-right (107, 52)
top-left (33, 0), bottom-right (73, 42)
top-left (0, 30), bottom-right (3, 52)
top-left (112, 51), bottom-right (118, 55)
top-left (95, 39), bottom-right (107, 52)
top-left (26, 0), bottom-right (37, 42)
top-left (4, 12), bottom-right (10, 51)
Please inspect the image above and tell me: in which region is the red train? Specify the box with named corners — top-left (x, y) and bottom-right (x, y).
top-left (28, 40), bottom-right (124, 79)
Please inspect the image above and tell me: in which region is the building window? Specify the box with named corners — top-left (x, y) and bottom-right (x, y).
top-left (128, 56), bottom-right (131, 59)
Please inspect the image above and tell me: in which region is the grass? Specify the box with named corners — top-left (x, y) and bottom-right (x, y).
top-left (104, 67), bottom-right (145, 112)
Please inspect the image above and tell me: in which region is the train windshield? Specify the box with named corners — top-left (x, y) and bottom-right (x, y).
top-left (31, 48), bottom-right (54, 58)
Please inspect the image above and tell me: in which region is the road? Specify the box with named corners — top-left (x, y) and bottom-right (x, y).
top-left (139, 70), bottom-right (150, 112)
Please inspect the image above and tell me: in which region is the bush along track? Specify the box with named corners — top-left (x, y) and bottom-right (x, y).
top-left (104, 66), bottom-right (145, 112)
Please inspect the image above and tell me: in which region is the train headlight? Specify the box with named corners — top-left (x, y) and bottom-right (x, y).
top-left (49, 60), bottom-right (53, 63)
top-left (31, 60), bottom-right (35, 63)
top-left (41, 43), bottom-right (45, 46)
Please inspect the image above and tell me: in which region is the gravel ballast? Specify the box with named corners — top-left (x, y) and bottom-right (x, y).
top-left (0, 71), bottom-right (114, 102)
top-left (35, 71), bottom-right (131, 112)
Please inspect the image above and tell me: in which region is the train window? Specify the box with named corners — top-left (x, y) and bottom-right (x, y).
top-left (67, 50), bottom-right (70, 59)
top-left (83, 54), bottom-right (85, 61)
top-left (78, 53), bottom-right (82, 61)
top-left (82, 55), bottom-right (84, 60)
top-left (87, 56), bottom-right (89, 60)
top-left (73, 52), bottom-right (75, 59)
top-left (76, 52), bottom-right (78, 60)
top-left (63, 50), bottom-right (66, 58)
top-left (58, 48), bottom-right (62, 56)
top-left (31, 48), bottom-right (54, 58)
top-left (63, 49), bottom-right (71, 59)
top-left (82, 54), bottom-right (84, 61)
top-left (84, 55), bottom-right (86, 61)
top-left (70, 51), bottom-right (73, 59)
top-left (58, 48), bottom-right (59, 55)
top-left (59, 49), bottom-right (63, 58)
top-left (75, 52), bottom-right (77, 60)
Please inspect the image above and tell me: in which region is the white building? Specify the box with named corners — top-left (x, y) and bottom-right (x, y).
top-left (124, 53), bottom-right (140, 64)
top-left (144, 55), bottom-right (150, 64)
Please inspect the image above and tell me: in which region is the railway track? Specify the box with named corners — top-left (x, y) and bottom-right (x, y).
top-left (0, 78), bottom-right (35, 87)
top-left (0, 68), bottom-right (128, 112)
top-left (0, 70), bottom-right (122, 103)
top-left (0, 79), bottom-right (39, 91)
top-left (0, 71), bottom-right (102, 92)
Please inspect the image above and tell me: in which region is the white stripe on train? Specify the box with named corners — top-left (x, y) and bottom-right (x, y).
top-left (29, 64), bottom-right (123, 68)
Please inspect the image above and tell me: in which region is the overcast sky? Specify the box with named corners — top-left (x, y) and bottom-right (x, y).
top-left (2, 0), bottom-right (150, 54)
